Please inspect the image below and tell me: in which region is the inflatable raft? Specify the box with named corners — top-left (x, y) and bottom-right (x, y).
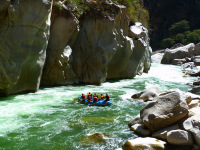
top-left (78, 96), bottom-right (112, 106)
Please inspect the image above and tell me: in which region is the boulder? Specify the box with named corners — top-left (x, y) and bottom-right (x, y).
top-left (183, 107), bottom-right (200, 145)
top-left (0, 0), bottom-right (53, 96)
top-left (123, 137), bottom-right (166, 150)
top-left (151, 53), bottom-right (164, 64)
top-left (130, 124), bottom-right (151, 137)
top-left (41, 4), bottom-right (79, 86)
top-left (152, 124), bottom-right (179, 140)
top-left (188, 86), bottom-right (200, 94)
top-left (172, 59), bottom-right (187, 65)
top-left (131, 85), bottom-right (163, 102)
top-left (167, 129), bottom-right (194, 146)
top-left (194, 56), bottom-right (200, 66)
top-left (140, 91), bottom-right (189, 131)
top-left (193, 43), bottom-right (200, 56)
top-left (80, 133), bottom-right (108, 145)
top-left (161, 43), bottom-right (195, 64)
top-left (193, 79), bottom-right (200, 86)
top-left (128, 114), bottom-right (143, 128)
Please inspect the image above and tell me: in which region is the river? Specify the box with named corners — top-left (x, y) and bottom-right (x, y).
top-left (0, 63), bottom-right (196, 150)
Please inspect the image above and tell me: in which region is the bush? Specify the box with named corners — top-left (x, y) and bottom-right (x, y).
top-left (169, 20), bottom-right (190, 36)
top-left (161, 38), bottom-right (175, 48)
top-left (175, 33), bottom-right (185, 43)
top-left (185, 31), bottom-right (200, 44)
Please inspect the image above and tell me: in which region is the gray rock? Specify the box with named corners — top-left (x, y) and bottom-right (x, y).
top-left (0, 0), bottom-right (53, 95)
top-left (151, 53), bottom-right (164, 64)
top-left (167, 129), bottom-right (194, 146)
top-left (183, 115), bottom-right (200, 145)
top-left (152, 124), bottom-right (179, 140)
top-left (123, 137), bottom-right (166, 150)
top-left (131, 85), bottom-right (163, 102)
top-left (161, 43), bottom-right (195, 64)
top-left (128, 114), bottom-right (143, 128)
top-left (41, 4), bottom-right (79, 86)
top-left (131, 124), bottom-right (151, 137)
top-left (140, 91), bottom-right (189, 131)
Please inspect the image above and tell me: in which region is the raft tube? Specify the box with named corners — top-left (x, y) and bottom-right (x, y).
top-left (78, 96), bottom-right (112, 106)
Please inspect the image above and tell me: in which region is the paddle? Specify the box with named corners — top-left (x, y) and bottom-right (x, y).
top-left (74, 98), bottom-right (78, 101)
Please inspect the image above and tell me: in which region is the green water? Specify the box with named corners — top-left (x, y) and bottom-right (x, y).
top-left (0, 64), bottom-right (196, 150)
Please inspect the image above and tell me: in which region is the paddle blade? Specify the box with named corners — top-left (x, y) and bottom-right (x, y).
top-left (74, 98), bottom-right (78, 101)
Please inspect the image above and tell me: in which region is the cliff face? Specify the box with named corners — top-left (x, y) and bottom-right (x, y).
top-left (144, 0), bottom-right (200, 50)
top-left (42, 1), bottom-right (152, 85)
top-left (0, 0), bottom-right (152, 95)
top-left (0, 0), bottom-right (52, 96)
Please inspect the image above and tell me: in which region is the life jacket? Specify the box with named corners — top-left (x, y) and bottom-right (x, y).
top-left (100, 95), bottom-right (104, 99)
top-left (82, 94), bottom-right (86, 99)
top-left (94, 97), bottom-right (98, 102)
top-left (88, 95), bottom-right (92, 100)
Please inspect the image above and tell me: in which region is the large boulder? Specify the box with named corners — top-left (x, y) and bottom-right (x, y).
top-left (161, 43), bottom-right (195, 64)
top-left (151, 53), bottom-right (164, 64)
top-left (0, 0), bottom-right (52, 96)
top-left (131, 85), bottom-right (163, 102)
top-left (128, 114), bottom-right (143, 128)
top-left (41, 4), bottom-right (79, 86)
top-left (140, 91), bottom-right (189, 131)
top-left (167, 129), bottom-right (194, 146)
top-left (152, 124), bottom-right (179, 140)
top-left (123, 137), bottom-right (166, 150)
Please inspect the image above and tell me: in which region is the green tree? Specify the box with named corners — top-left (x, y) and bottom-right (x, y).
top-left (185, 31), bottom-right (200, 44)
top-left (175, 33), bottom-right (185, 43)
top-left (169, 20), bottom-right (190, 36)
top-left (161, 38), bottom-right (175, 48)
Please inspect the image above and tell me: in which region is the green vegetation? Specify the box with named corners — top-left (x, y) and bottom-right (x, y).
top-left (54, 0), bottom-right (149, 27)
top-left (161, 20), bottom-right (200, 48)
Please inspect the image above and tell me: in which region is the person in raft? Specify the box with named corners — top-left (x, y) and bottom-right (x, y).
top-left (93, 93), bottom-right (98, 103)
top-left (100, 94), bottom-right (105, 100)
top-left (87, 92), bottom-right (92, 101)
top-left (105, 93), bottom-right (110, 102)
top-left (81, 93), bottom-right (86, 100)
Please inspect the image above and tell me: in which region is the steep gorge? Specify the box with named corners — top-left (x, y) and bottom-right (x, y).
top-left (0, 0), bottom-right (151, 96)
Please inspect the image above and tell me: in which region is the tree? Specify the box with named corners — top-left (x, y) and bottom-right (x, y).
top-left (169, 20), bottom-right (190, 36)
top-left (161, 38), bottom-right (175, 48)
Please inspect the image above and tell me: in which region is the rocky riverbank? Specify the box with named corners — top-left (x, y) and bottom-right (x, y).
top-left (123, 88), bottom-right (200, 150)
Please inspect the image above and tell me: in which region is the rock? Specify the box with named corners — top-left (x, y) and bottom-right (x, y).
top-left (194, 56), bottom-right (200, 66)
top-left (131, 124), bottom-right (151, 137)
top-left (188, 86), bottom-right (200, 94)
top-left (152, 124), bottom-right (179, 140)
top-left (193, 43), bottom-right (200, 56)
top-left (131, 85), bottom-right (163, 102)
top-left (167, 129), bottom-right (194, 146)
top-left (172, 58), bottom-right (187, 65)
top-left (183, 105), bottom-right (200, 145)
top-left (123, 137), bottom-right (166, 150)
top-left (188, 100), bottom-right (200, 109)
top-left (71, 3), bottom-right (151, 84)
top-left (193, 79), bottom-right (200, 86)
top-left (161, 43), bottom-right (195, 64)
top-left (0, 0), bottom-right (53, 96)
top-left (140, 91), bottom-right (189, 131)
top-left (151, 53), bottom-right (164, 64)
top-left (80, 133), bottom-right (108, 145)
top-left (128, 114), bottom-right (143, 128)
top-left (41, 4), bottom-right (79, 86)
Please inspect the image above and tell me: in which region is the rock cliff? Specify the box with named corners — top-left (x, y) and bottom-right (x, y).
top-left (0, 0), bottom-right (151, 95)
top-left (42, 1), bottom-right (152, 85)
top-left (0, 0), bottom-right (52, 96)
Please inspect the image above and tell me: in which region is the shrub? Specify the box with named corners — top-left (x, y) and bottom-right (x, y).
top-left (161, 38), bottom-right (175, 48)
top-left (169, 20), bottom-right (190, 36)
top-left (175, 33), bottom-right (185, 43)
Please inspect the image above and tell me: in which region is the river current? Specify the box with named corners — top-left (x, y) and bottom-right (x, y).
top-left (0, 63), bottom-right (196, 150)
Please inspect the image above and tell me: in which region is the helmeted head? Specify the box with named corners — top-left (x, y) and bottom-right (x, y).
top-left (89, 92), bottom-right (91, 94)
top-left (106, 93), bottom-right (108, 96)
top-left (82, 93), bottom-right (84, 95)
top-left (101, 94), bottom-right (103, 95)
